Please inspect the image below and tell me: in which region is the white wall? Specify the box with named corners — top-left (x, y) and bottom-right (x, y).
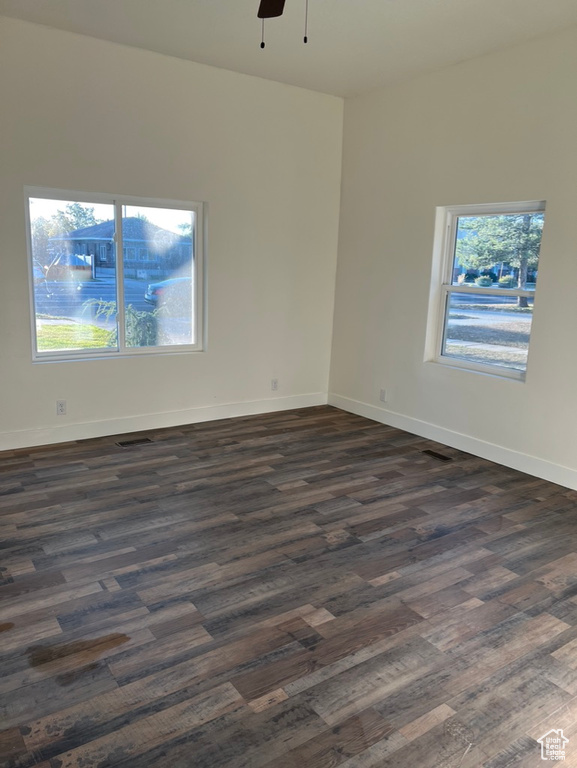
top-left (330, 26), bottom-right (577, 489)
top-left (4, 16), bottom-right (577, 492)
top-left (0, 17), bottom-right (343, 449)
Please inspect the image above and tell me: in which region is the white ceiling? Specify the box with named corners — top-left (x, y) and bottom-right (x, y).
top-left (2, 0), bottom-right (577, 96)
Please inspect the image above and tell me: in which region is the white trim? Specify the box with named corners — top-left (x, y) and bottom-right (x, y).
top-left (328, 393), bottom-right (577, 491)
top-left (25, 186), bottom-right (206, 361)
top-left (24, 190), bottom-right (39, 360)
top-left (0, 393), bottom-right (328, 452)
top-left (114, 200), bottom-right (126, 350)
top-left (443, 284), bottom-right (535, 297)
top-left (429, 356), bottom-right (525, 381)
top-left (444, 200), bottom-right (546, 217)
top-left (424, 206), bottom-right (448, 363)
top-left (196, 202), bottom-right (207, 350)
top-left (426, 200), bottom-right (545, 380)
top-left (25, 186), bottom-right (202, 211)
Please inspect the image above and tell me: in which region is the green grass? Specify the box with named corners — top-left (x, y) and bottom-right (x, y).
top-left (447, 318), bottom-right (530, 349)
top-left (444, 308), bottom-right (531, 370)
top-left (37, 323), bottom-right (114, 351)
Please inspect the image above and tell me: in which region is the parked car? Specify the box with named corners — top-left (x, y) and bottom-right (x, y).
top-left (144, 277), bottom-right (192, 312)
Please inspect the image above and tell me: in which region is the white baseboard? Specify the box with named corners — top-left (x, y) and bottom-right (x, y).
top-left (329, 392), bottom-right (577, 491)
top-left (6, 390), bottom-right (576, 492)
top-left (0, 392), bottom-right (328, 452)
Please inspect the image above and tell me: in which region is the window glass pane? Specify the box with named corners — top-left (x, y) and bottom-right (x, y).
top-left (442, 292), bottom-right (534, 373)
top-left (452, 212), bottom-right (544, 290)
top-left (29, 198), bottom-right (118, 354)
top-left (121, 205), bottom-right (195, 348)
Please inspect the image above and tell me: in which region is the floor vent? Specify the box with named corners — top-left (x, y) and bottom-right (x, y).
top-left (422, 449), bottom-right (452, 462)
top-left (116, 437), bottom-right (153, 448)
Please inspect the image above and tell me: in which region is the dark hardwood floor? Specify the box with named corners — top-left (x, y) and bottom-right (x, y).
top-left (2, 405), bottom-right (577, 767)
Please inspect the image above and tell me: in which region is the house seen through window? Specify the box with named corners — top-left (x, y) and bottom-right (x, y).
top-left (432, 201), bottom-right (545, 379)
top-left (27, 190), bottom-right (204, 360)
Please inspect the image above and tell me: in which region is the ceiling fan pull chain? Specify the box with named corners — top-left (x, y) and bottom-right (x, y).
top-left (304, 0), bottom-right (309, 43)
top-left (261, 17), bottom-right (266, 48)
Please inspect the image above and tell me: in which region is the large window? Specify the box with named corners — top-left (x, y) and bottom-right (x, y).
top-left (429, 201), bottom-right (545, 379)
top-left (26, 189), bottom-right (205, 360)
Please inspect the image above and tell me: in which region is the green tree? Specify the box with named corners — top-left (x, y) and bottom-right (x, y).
top-left (52, 202), bottom-right (100, 234)
top-left (456, 213), bottom-right (544, 307)
top-left (177, 222), bottom-right (192, 237)
top-left (31, 203), bottom-right (102, 265)
top-left (30, 216), bottom-right (53, 266)
top-left (83, 299), bottom-right (168, 347)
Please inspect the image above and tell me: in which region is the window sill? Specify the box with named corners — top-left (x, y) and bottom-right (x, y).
top-left (427, 356), bottom-right (526, 382)
top-left (32, 346), bottom-right (205, 364)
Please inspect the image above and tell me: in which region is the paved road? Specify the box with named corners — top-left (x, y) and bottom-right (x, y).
top-left (450, 294), bottom-right (534, 324)
top-left (34, 275), bottom-right (151, 321)
top-left (34, 273), bottom-right (194, 344)
top-left (449, 308), bottom-right (532, 324)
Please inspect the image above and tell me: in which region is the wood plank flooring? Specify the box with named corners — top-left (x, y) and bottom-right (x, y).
top-left (2, 405), bottom-right (577, 767)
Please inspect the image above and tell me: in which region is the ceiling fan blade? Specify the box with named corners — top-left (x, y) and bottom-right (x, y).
top-left (258, 0), bottom-right (286, 18)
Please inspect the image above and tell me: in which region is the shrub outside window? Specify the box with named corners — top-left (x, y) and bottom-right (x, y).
top-left (26, 188), bottom-right (205, 361)
top-left (430, 201), bottom-right (545, 379)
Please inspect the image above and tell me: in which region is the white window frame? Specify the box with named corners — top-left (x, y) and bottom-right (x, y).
top-left (25, 186), bottom-right (206, 362)
top-left (426, 200), bottom-right (545, 381)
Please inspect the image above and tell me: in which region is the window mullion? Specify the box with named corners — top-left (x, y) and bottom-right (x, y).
top-left (114, 202), bottom-right (126, 352)
top-left (194, 204), bottom-right (204, 348)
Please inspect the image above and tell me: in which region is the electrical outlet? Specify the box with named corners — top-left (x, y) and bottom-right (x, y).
top-left (379, 389), bottom-right (387, 403)
top-left (271, 379), bottom-right (279, 392)
top-left (56, 400), bottom-right (67, 415)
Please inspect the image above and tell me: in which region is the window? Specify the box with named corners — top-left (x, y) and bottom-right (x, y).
top-left (428, 201), bottom-right (545, 379)
top-left (26, 188), bottom-right (205, 360)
